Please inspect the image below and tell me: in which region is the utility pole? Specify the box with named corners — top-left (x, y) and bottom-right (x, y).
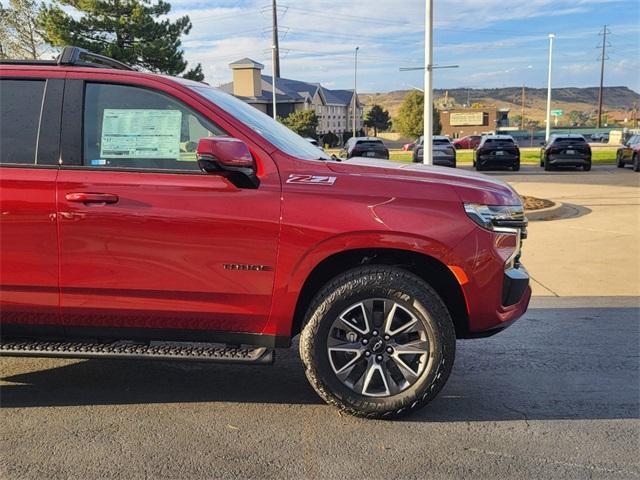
top-left (597, 25), bottom-right (610, 128)
top-left (271, 0), bottom-right (280, 78)
top-left (270, 0), bottom-right (280, 119)
top-left (352, 46), bottom-right (359, 138)
top-left (423, 0), bottom-right (433, 165)
top-left (520, 84), bottom-right (526, 129)
top-left (633, 101), bottom-right (638, 129)
top-left (545, 34), bottom-right (555, 142)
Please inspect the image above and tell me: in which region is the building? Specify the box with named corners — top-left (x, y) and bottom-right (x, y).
top-left (220, 58), bottom-right (363, 143)
top-left (439, 107), bottom-right (510, 138)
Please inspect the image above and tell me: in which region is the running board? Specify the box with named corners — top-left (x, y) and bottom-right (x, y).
top-left (0, 339), bottom-right (274, 364)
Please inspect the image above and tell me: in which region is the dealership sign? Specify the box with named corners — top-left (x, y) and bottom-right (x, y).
top-left (450, 111), bottom-right (484, 126)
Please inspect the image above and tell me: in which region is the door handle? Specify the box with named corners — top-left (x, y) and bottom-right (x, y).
top-left (65, 192), bottom-right (119, 204)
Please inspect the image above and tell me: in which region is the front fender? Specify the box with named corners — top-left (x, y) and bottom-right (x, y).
top-left (264, 230), bottom-right (457, 338)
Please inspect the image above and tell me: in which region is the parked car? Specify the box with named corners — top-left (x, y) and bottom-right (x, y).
top-left (412, 135), bottom-right (457, 167)
top-left (540, 134), bottom-right (592, 171)
top-left (590, 132), bottom-right (609, 143)
top-left (616, 134), bottom-right (640, 171)
top-left (474, 135), bottom-right (520, 171)
top-left (305, 137), bottom-right (323, 151)
top-left (341, 137), bottom-right (389, 159)
top-left (0, 47), bottom-right (531, 419)
top-left (402, 141), bottom-right (416, 151)
top-left (452, 135), bottom-right (481, 150)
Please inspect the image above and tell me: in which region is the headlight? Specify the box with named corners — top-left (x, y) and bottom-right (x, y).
top-left (464, 204), bottom-right (528, 236)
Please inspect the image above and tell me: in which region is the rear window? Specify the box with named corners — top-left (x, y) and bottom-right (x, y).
top-left (0, 79), bottom-right (45, 165)
top-left (433, 139), bottom-right (451, 145)
top-left (553, 137), bottom-right (586, 144)
top-left (484, 138), bottom-right (514, 146)
top-left (355, 140), bottom-right (383, 147)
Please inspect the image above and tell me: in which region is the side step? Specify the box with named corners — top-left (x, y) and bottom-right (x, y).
top-left (0, 339), bottom-right (274, 364)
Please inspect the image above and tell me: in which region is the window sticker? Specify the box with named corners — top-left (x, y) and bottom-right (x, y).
top-left (100, 109), bottom-right (182, 159)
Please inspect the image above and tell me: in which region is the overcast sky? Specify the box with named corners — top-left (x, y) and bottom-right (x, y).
top-left (170, 0), bottom-right (640, 93)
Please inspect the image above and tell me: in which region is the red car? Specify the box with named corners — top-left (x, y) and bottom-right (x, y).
top-left (0, 47), bottom-right (531, 418)
top-left (452, 135), bottom-right (481, 150)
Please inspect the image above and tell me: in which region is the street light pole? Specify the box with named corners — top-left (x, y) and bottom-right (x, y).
top-left (352, 46), bottom-right (359, 139)
top-left (545, 33), bottom-right (555, 142)
top-left (423, 0), bottom-right (433, 165)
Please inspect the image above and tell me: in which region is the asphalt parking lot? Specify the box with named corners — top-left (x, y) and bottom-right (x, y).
top-left (1, 165), bottom-right (639, 479)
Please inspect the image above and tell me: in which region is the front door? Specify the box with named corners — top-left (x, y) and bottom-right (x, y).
top-left (56, 80), bottom-right (281, 340)
top-left (0, 76), bottom-right (63, 333)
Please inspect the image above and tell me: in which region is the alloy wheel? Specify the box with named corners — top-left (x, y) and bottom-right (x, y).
top-left (326, 299), bottom-right (433, 397)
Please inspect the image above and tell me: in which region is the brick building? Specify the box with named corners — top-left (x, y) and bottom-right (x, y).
top-left (440, 107), bottom-right (510, 138)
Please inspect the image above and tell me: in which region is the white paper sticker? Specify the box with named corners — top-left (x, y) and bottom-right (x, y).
top-left (100, 109), bottom-right (182, 159)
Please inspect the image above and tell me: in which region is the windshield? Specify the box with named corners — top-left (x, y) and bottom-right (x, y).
top-left (189, 85), bottom-right (331, 161)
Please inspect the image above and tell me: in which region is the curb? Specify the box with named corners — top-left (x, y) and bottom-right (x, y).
top-left (527, 201), bottom-right (590, 221)
top-left (526, 201), bottom-right (562, 221)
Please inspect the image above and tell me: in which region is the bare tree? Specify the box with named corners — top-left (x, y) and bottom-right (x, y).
top-left (0, 0), bottom-right (49, 59)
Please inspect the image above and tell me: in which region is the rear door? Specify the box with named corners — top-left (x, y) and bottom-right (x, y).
top-left (0, 73), bottom-right (64, 333)
top-left (56, 75), bottom-right (281, 342)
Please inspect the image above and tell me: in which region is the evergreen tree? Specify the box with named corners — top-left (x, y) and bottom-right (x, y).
top-left (39, 0), bottom-right (202, 78)
top-left (279, 110), bottom-right (319, 138)
top-left (0, 0), bottom-right (48, 59)
top-left (364, 104), bottom-right (390, 136)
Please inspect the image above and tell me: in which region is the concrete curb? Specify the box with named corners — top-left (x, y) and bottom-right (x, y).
top-left (527, 201), bottom-right (591, 221)
top-left (526, 201), bottom-right (563, 221)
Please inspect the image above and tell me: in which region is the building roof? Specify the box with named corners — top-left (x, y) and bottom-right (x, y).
top-left (220, 71), bottom-right (356, 107)
top-left (229, 58), bottom-right (264, 70)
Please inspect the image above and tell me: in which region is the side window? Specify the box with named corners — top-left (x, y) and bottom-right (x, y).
top-left (0, 79), bottom-right (45, 165)
top-left (83, 83), bottom-right (225, 171)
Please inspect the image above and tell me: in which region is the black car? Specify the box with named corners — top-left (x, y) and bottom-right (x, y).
top-left (341, 137), bottom-right (389, 159)
top-left (474, 135), bottom-right (520, 171)
top-left (540, 134), bottom-right (591, 171)
top-left (412, 135), bottom-right (457, 167)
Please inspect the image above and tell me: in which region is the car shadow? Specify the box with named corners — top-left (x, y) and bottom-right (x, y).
top-left (1, 303), bottom-right (638, 423)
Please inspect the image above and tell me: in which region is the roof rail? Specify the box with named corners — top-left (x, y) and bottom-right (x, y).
top-left (0, 46), bottom-right (135, 71)
top-left (57, 46), bottom-right (135, 70)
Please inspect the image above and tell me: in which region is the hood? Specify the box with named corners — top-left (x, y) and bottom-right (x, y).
top-left (328, 157), bottom-right (522, 206)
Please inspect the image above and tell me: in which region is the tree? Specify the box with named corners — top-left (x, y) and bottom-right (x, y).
top-left (364, 104), bottom-right (390, 136)
top-left (433, 105), bottom-right (442, 135)
top-left (322, 131), bottom-right (339, 148)
top-left (279, 110), bottom-right (319, 138)
top-left (39, 0), bottom-right (202, 78)
top-left (395, 91), bottom-right (441, 138)
top-left (395, 90), bottom-right (423, 138)
top-left (182, 63), bottom-right (204, 82)
top-left (0, 0), bottom-right (49, 59)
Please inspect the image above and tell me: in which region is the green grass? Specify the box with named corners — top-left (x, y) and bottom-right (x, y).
top-left (328, 147), bottom-right (618, 164)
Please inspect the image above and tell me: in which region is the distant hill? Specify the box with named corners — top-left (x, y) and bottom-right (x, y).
top-left (360, 86), bottom-right (640, 123)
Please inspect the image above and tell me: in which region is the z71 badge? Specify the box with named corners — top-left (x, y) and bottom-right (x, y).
top-left (286, 174), bottom-right (337, 186)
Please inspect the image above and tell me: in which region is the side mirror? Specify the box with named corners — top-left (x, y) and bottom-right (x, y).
top-left (197, 137), bottom-right (258, 188)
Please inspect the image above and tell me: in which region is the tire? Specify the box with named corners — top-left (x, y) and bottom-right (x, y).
top-left (634, 154), bottom-right (640, 172)
top-left (513, 161), bottom-right (520, 171)
top-left (583, 161), bottom-right (591, 172)
top-left (544, 159), bottom-right (553, 171)
top-left (300, 266), bottom-right (456, 419)
top-left (616, 152), bottom-right (625, 168)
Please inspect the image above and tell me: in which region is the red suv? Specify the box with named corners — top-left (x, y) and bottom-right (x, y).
top-left (0, 48), bottom-right (531, 418)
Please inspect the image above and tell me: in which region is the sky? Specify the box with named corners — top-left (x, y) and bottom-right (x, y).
top-left (169, 0), bottom-right (640, 93)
